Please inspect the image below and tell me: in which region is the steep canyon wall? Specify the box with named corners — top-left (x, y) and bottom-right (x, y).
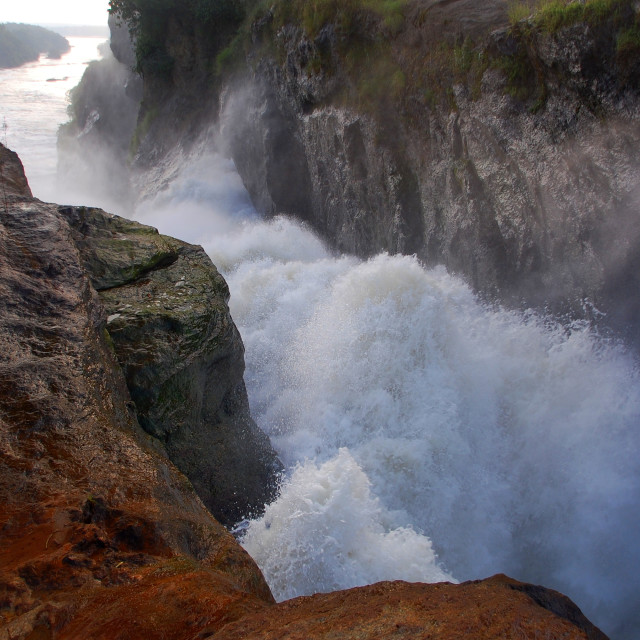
top-left (221, 11), bottom-right (640, 342)
top-left (62, 0), bottom-right (640, 344)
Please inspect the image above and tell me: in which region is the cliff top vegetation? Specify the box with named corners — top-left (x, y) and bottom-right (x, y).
top-left (109, 0), bottom-right (640, 112)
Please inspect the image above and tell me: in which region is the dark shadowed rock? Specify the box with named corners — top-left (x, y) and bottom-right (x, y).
top-left (0, 145), bottom-right (32, 198)
top-left (58, 205), bottom-right (283, 526)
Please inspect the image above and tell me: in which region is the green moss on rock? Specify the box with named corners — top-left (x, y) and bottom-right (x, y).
top-left (59, 205), bottom-right (282, 527)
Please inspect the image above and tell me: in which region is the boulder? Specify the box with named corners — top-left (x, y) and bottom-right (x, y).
top-left (58, 205), bottom-right (282, 527)
top-left (0, 165), bottom-right (273, 638)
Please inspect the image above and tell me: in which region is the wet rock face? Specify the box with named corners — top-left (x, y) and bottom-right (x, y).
top-left (58, 205), bottom-right (283, 527)
top-left (0, 145), bottom-right (32, 198)
top-left (223, 20), bottom-right (640, 343)
top-left (0, 176), bottom-right (274, 638)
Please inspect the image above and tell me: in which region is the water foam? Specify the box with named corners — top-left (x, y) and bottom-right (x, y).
top-left (242, 448), bottom-right (454, 601)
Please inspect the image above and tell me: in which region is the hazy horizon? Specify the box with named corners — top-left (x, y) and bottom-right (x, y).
top-left (0, 0), bottom-right (109, 27)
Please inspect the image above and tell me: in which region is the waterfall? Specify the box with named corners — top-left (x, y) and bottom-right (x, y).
top-left (6, 37), bottom-right (638, 640)
top-left (136, 151), bottom-right (640, 639)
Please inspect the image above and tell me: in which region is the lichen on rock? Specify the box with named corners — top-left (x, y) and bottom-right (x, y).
top-left (58, 204), bottom-right (283, 527)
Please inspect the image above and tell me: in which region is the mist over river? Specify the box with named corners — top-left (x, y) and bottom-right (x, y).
top-left (0, 36), bottom-right (106, 202)
top-left (3, 47), bottom-right (640, 639)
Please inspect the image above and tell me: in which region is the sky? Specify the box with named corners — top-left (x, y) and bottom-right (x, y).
top-left (0, 0), bottom-right (110, 26)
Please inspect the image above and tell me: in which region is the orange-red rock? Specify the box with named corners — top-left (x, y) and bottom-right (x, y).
top-left (207, 576), bottom-right (608, 640)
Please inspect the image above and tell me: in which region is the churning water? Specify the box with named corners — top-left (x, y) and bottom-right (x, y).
top-left (139, 154), bottom-right (640, 639)
top-left (4, 50), bottom-right (640, 639)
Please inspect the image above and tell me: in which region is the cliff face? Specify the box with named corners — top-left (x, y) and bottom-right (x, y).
top-left (57, 25), bottom-right (142, 212)
top-left (63, 0), bottom-right (640, 344)
top-left (221, 7), bottom-right (640, 341)
top-left (0, 144), bottom-right (275, 639)
top-left (207, 575), bottom-right (608, 640)
top-left (58, 206), bottom-right (282, 526)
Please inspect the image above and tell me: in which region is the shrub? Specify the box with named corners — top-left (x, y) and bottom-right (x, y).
top-left (109, 0), bottom-right (247, 77)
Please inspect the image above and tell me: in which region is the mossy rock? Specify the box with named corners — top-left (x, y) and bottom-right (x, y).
top-left (59, 206), bottom-right (282, 526)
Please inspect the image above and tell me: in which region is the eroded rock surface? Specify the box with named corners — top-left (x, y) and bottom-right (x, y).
top-left (0, 146), bottom-right (274, 638)
top-left (58, 205), bottom-right (282, 527)
top-left (208, 576), bottom-right (608, 640)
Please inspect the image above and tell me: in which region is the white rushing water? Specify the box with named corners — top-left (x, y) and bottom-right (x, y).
top-left (3, 52), bottom-right (640, 639)
top-left (139, 154), bottom-right (640, 639)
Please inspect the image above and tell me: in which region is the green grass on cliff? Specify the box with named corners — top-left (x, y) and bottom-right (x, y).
top-left (291, 0), bottom-right (407, 38)
top-left (249, 0), bottom-right (638, 114)
top-left (508, 0), bottom-right (633, 31)
top-left (111, 0), bottom-right (640, 116)
top-left (500, 0), bottom-right (639, 109)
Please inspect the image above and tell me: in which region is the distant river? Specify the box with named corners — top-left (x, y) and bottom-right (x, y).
top-left (0, 36), bottom-right (104, 201)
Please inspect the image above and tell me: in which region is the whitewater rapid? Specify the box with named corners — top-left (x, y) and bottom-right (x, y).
top-left (136, 153), bottom-right (640, 639)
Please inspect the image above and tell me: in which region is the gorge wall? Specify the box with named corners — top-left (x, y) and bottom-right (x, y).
top-left (221, 2), bottom-right (640, 344)
top-left (61, 0), bottom-right (640, 345)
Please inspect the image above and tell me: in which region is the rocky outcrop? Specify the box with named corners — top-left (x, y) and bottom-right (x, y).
top-left (222, 6), bottom-right (640, 342)
top-left (0, 145), bottom-right (274, 638)
top-left (208, 575), bottom-right (607, 640)
top-left (57, 205), bottom-right (282, 526)
top-left (0, 144), bottom-right (32, 198)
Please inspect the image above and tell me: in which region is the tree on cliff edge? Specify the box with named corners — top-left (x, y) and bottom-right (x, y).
top-left (108, 0), bottom-right (245, 76)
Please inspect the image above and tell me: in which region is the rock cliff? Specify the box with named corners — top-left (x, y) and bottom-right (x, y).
top-left (0, 144), bottom-right (275, 638)
top-left (0, 145), bottom-right (32, 199)
top-left (58, 205), bottom-right (282, 526)
top-left (221, 0), bottom-right (640, 342)
top-left (62, 0), bottom-right (640, 344)
top-left (1, 145), bottom-right (610, 638)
